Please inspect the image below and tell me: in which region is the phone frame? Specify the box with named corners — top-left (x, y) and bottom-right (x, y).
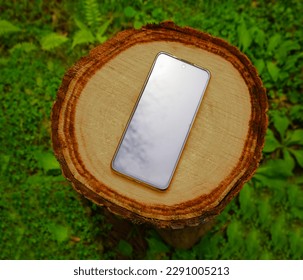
top-left (111, 51), bottom-right (211, 191)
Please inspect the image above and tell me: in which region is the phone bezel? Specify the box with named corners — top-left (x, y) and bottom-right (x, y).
top-left (111, 51), bottom-right (211, 191)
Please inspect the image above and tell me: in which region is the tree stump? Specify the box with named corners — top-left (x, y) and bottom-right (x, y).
top-left (51, 22), bottom-right (267, 249)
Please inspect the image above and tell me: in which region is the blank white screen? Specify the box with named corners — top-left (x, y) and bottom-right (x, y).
top-left (112, 53), bottom-right (210, 190)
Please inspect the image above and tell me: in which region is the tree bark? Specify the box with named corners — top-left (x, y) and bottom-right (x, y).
top-left (51, 21), bottom-right (267, 248)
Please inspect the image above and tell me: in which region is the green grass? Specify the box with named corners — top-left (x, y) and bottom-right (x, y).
top-left (1, 0), bottom-right (302, 259)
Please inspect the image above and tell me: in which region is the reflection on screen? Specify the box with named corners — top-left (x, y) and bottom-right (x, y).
top-left (112, 53), bottom-right (210, 190)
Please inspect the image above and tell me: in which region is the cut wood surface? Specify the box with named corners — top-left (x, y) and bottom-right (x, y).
top-left (52, 22), bottom-right (267, 229)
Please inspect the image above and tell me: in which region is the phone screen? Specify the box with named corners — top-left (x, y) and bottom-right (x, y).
top-left (112, 52), bottom-right (210, 190)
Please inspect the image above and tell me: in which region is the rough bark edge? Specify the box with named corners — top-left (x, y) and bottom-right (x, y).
top-left (51, 21), bottom-right (268, 229)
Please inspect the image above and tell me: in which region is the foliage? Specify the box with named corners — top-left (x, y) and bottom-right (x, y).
top-left (40, 32), bottom-right (68, 51)
top-left (0, 20), bottom-right (21, 36)
top-left (0, 0), bottom-right (302, 260)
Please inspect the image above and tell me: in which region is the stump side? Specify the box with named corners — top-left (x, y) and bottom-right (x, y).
top-left (52, 22), bottom-right (267, 228)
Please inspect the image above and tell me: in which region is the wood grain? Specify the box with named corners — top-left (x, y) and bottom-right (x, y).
top-left (52, 22), bottom-right (267, 228)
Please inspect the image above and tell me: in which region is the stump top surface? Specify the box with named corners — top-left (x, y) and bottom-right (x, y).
top-left (52, 22), bottom-right (267, 228)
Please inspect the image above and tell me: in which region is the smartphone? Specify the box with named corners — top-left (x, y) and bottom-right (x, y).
top-left (111, 52), bottom-right (210, 190)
